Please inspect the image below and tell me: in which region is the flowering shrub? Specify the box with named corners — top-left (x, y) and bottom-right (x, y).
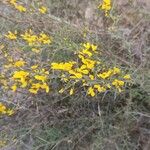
top-left (1, 40), bottom-right (131, 98)
top-left (51, 43), bottom-right (131, 96)
top-left (0, 28), bottom-right (52, 96)
top-left (0, 0), bottom-right (132, 120)
top-left (1, 1), bottom-right (148, 150)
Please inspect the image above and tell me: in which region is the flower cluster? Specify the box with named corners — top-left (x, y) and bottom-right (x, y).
top-left (51, 43), bottom-right (131, 96)
top-left (9, 0), bottom-right (26, 12)
top-left (11, 64), bottom-right (50, 94)
top-left (0, 58), bottom-right (50, 94)
top-left (0, 102), bottom-right (14, 116)
top-left (1, 37), bottom-right (131, 97)
top-left (98, 0), bottom-right (112, 17)
top-left (8, 0), bottom-right (47, 14)
top-left (5, 31), bottom-right (17, 40)
top-left (4, 30), bottom-right (52, 53)
top-left (21, 30), bottom-right (52, 46)
top-left (1, 28), bottom-right (52, 95)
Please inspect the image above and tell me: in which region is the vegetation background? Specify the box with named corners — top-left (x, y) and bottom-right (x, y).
top-left (0, 0), bottom-right (149, 150)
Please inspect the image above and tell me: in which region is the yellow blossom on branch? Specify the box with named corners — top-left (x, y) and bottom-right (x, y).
top-left (97, 70), bottom-right (112, 79)
top-left (51, 62), bottom-right (76, 71)
top-left (69, 88), bottom-right (74, 95)
top-left (9, 0), bottom-right (17, 5)
top-left (14, 4), bottom-right (26, 12)
top-left (31, 65), bottom-right (38, 69)
top-left (87, 87), bottom-right (95, 97)
top-left (0, 103), bottom-right (14, 116)
top-left (14, 60), bottom-right (26, 67)
top-left (34, 75), bottom-right (47, 82)
top-left (38, 33), bottom-right (52, 44)
top-left (112, 79), bottom-right (124, 92)
top-left (11, 84), bottom-right (17, 92)
top-left (13, 71), bottom-right (29, 79)
top-left (31, 48), bottom-right (40, 53)
top-left (39, 6), bottom-right (47, 14)
top-left (94, 84), bottom-right (106, 92)
top-left (7, 109), bottom-right (14, 116)
top-left (98, 0), bottom-right (112, 17)
top-left (21, 30), bottom-right (38, 46)
top-left (0, 102), bottom-right (6, 114)
top-left (123, 74), bottom-right (131, 80)
top-left (5, 31), bottom-right (17, 40)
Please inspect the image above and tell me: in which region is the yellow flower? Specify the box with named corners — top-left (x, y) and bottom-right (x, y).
top-left (106, 84), bottom-right (111, 89)
top-left (80, 69), bottom-right (89, 74)
top-left (29, 82), bottom-right (50, 94)
top-left (81, 58), bottom-right (96, 70)
top-left (14, 4), bottom-right (26, 12)
top-left (38, 33), bottom-right (51, 44)
top-left (41, 83), bottom-right (49, 93)
top-left (29, 88), bottom-right (38, 94)
top-left (61, 74), bottom-right (69, 82)
top-left (21, 30), bottom-right (38, 46)
top-left (20, 78), bottom-right (28, 88)
top-left (97, 70), bottom-right (112, 79)
top-left (12, 71), bottom-right (29, 88)
top-left (39, 6), bottom-right (47, 14)
top-left (0, 103), bottom-right (6, 114)
top-left (80, 49), bottom-right (92, 57)
top-left (51, 62), bottom-right (76, 71)
top-left (7, 109), bottom-right (14, 116)
top-left (44, 71), bottom-right (49, 75)
top-left (14, 60), bottom-right (25, 67)
top-left (69, 88), bottom-right (74, 95)
top-left (123, 74), bottom-right (131, 80)
top-left (11, 84), bottom-right (17, 92)
top-left (113, 67), bottom-right (121, 74)
top-left (81, 43), bottom-right (97, 54)
top-left (9, 0), bottom-right (16, 5)
top-left (112, 79), bottom-right (124, 92)
top-left (69, 70), bottom-right (83, 79)
top-left (80, 65), bottom-right (87, 70)
top-left (99, 0), bottom-right (111, 16)
top-left (13, 71), bottom-right (29, 79)
top-left (82, 79), bottom-right (88, 86)
top-left (59, 88), bottom-right (64, 93)
top-left (94, 84), bottom-right (106, 92)
top-left (34, 75), bottom-right (47, 82)
top-left (112, 79), bottom-right (124, 87)
top-left (83, 43), bottom-right (91, 49)
top-left (0, 79), bottom-right (8, 87)
top-left (89, 74), bottom-right (94, 80)
top-left (4, 64), bottom-right (13, 69)
top-left (87, 87), bottom-right (95, 97)
top-left (31, 83), bottom-right (41, 89)
top-left (32, 48), bottom-right (40, 53)
top-left (5, 31), bottom-right (17, 40)
top-left (76, 66), bottom-right (89, 75)
top-left (91, 44), bottom-right (97, 51)
top-left (31, 65), bottom-right (38, 69)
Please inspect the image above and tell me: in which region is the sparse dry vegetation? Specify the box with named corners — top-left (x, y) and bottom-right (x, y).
top-left (0, 0), bottom-right (149, 150)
